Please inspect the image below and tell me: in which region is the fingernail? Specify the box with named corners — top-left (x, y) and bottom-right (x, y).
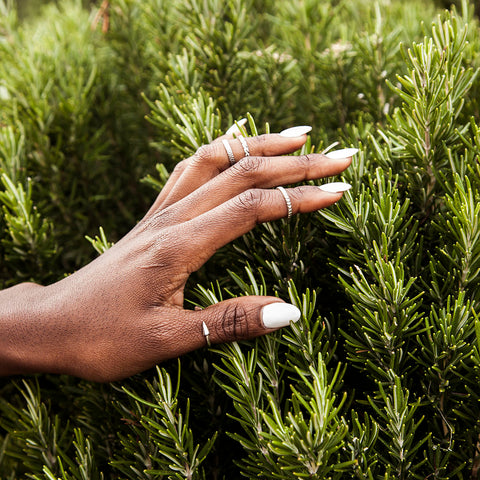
top-left (261, 303), bottom-right (301, 329)
top-left (325, 148), bottom-right (359, 159)
top-left (319, 182), bottom-right (352, 193)
top-left (279, 125), bottom-right (312, 138)
top-left (226, 118), bottom-right (247, 135)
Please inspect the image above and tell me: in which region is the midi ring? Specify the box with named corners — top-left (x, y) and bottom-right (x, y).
top-left (276, 186), bottom-right (293, 219)
top-left (222, 139), bottom-right (236, 166)
top-left (202, 321), bottom-right (211, 347)
top-left (238, 136), bottom-right (250, 157)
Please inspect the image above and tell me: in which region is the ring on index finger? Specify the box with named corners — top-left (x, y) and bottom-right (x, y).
top-left (276, 186), bottom-right (293, 219)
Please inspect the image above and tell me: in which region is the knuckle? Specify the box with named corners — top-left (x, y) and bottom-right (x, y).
top-left (283, 186), bottom-right (302, 206)
top-left (253, 133), bottom-right (269, 152)
top-left (147, 208), bottom-right (173, 230)
top-left (214, 303), bottom-right (249, 342)
top-left (193, 143), bottom-right (224, 170)
top-left (232, 156), bottom-right (261, 176)
top-left (234, 189), bottom-right (264, 213)
top-left (294, 185), bottom-right (311, 197)
top-left (194, 144), bottom-right (214, 163)
top-left (172, 159), bottom-right (188, 176)
top-left (296, 154), bottom-right (312, 177)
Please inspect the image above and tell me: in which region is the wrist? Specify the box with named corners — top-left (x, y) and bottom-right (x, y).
top-left (0, 282), bottom-right (68, 376)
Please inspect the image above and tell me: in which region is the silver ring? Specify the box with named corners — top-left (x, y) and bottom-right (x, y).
top-left (276, 186), bottom-right (293, 219)
top-left (202, 321), bottom-right (211, 347)
top-left (222, 139), bottom-right (236, 166)
top-left (238, 136), bottom-right (250, 157)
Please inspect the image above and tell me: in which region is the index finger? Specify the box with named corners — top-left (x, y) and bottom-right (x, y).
top-left (172, 184), bottom-right (349, 273)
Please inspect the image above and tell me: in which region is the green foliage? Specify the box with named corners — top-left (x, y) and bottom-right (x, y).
top-left (367, 374), bottom-right (426, 476)
top-left (1, 0), bottom-right (480, 478)
top-left (0, 379), bottom-right (72, 478)
top-left (0, 174), bottom-right (58, 283)
top-left (113, 366), bottom-right (216, 480)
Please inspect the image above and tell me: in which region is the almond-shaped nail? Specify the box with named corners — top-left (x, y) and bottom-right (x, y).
top-left (226, 118), bottom-right (247, 135)
top-left (279, 126), bottom-right (312, 138)
top-left (262, 303), bottom-right (301, 329)
top-left (325, 148), bottom-right (359, 159)
top-left (319, 182), bottom-right (352, 193)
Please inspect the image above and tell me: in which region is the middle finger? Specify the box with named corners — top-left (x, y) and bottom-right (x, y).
top-left (156, 128), bottom-right (312, 211)
top-left (150, 148), bottom-right (357, 228)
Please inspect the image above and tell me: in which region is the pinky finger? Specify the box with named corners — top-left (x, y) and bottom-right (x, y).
top-left (143, 120), bottom-right (247, 220)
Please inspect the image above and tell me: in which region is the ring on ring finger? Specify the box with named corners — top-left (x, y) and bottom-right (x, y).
top-left (222, 139), bottom-right (236, 166)
top-left (238, 136), bottom-right (250, 157)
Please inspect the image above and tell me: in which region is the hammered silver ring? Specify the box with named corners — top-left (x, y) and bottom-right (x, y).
top-left (238, 136), bottom-right (250, 157)
top-left (222, 139), bottom-right (236, 166)
top-left (276, 186), bottom-right (293, 219)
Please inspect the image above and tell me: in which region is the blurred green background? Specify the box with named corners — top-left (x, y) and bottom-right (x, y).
top-left (14, 0), bottom-right (94, 19)
top-left (13, 0), bottom-right (480, 22)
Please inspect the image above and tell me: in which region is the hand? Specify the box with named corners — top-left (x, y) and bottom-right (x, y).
top-left (0, 126), bottom-right (354, 382)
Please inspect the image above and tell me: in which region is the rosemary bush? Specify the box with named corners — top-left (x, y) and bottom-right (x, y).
top-left (1, 0), bottom-right (480, 478)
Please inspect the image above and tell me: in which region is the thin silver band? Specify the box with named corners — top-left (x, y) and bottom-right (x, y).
top-left (222, 139), bottom-right (236, 166)
top-left (202, 321), bottom-right (211, 347)
top-left (238, 136), bottom-right (250, 157)
top-left (276, 186), bottom-right (293, 219)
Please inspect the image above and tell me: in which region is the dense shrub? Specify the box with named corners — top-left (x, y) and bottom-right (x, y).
top-left (1, 0), bottom-right (480, 478)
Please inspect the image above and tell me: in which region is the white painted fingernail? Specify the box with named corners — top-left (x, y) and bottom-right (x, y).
top-left (319, 182), bottom-right (352, 193)
top-left (325, 148), bottom-right (359, 159)
top-left (261, 303), bottom-right (301, 329)
top-left (226, 118), bottom-right (247, 135)
top-left (279, 125), bottom-right (312, 138)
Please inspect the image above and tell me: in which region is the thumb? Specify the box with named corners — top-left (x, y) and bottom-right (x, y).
top-left (150, 297), bottom-right (300, 363)
top-left (193, 296), bottom-right (301, 347)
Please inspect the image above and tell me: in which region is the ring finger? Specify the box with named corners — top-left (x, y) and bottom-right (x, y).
top-left (155, 128), bottom-right (312, 211)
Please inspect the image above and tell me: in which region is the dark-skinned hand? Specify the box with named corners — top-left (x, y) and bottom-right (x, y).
top-left (0, 124), bottom-right (355, 382)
